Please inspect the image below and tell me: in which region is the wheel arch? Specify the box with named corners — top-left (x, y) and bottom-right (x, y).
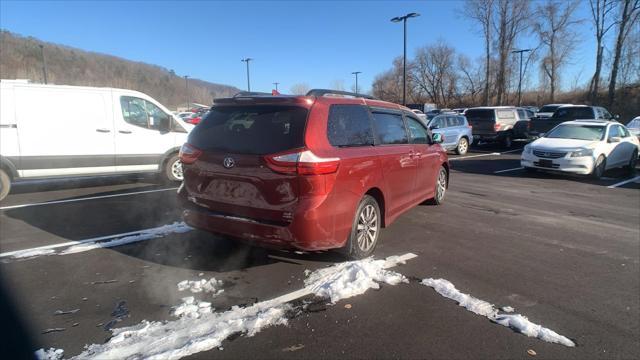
top-left (0, 156), bottom-right (18, 180)
top-left (364, 187), bottom-right (386, 228)
top-left (159, 146), bottom-right (181, 170)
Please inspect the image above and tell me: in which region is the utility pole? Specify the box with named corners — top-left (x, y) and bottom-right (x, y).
top-left (273, 82), bottom-right (279, 91)
top-left (391, 12), bottom-right (420, 106)
top-left (39, 44), bottom-right (48, 84)
top-left (511, 49), bottom-right (531, 106)
top-left (184, 75), bottom-right (189, 110)
top-left (241, 58), bottom-right (253, 92)
top-left (351, 71), bottom-right (361, 94)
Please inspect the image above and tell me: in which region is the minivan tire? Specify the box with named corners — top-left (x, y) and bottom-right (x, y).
top-left (455, 137), bottom-right (469, 155)
top-left (164, 154), bottom-right (184, 182)
top-left (427, 166), bottom-right (448, 205)
top-left (0, 169), bottom-right (10, 201)
top-left (344, 195), bottom-right (381, 260)
top-left (502, 133), bottom-right (513, 148)
top-left (591, 155), bottom-right (606, 179)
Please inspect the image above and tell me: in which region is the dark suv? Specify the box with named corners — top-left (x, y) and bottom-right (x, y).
top-left (529, 105), bottom-right (617, 138)
top-left (178, 90), bottom-right (449, 259)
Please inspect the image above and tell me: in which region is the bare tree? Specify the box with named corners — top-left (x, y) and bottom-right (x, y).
top-left (456, 55), bottom-right (484, 105)
top-left (290, 83), bottom-right (310, 95)
top-left (533, 0), bottom-right (582, 102)
top-left (330, 79), bottom-right (345, 91)
top-left (372, 57), bottom-right (411, 103)
top-left (412, 41), bottom-right (458, 107)
top-left (617, 17), bottom-right (640, 86)
top-left (588, 0), bottom-right (617, 103)
top-left (463, 0), bottom-right (494, 105)
top-left (608, 0), bottom-right (640, 106)
top-left (493, 0), bottom-right (531, 105)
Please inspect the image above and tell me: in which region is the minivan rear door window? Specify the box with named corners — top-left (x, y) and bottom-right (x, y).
top-left (327, 104), bottom-right (374, 147)
top-left (188, 105), bottom-right (308, 155)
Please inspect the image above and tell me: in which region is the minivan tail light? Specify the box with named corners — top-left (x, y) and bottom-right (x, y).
top-left (179, 143), bottom-right (202, 164)
top-left (264, 149), bottom-right (340, 175)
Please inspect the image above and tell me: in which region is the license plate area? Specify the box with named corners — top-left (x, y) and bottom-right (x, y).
top-left (538, 159), bottom-right (553, 168)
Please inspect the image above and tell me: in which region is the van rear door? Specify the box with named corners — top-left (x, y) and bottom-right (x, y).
top-left (14, 85), bottom-right (115, 177)
top-left (183, 104), bottom-right (309, 225)
top-left (465, 109), bottom-right (496, 136)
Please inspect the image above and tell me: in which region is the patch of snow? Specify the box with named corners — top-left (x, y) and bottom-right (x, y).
top-left (61, 222), bottom-right (191, 255)
top-left (421, 278), bottom-right (575, 347)
top-left (12, 248), bottom-right (55, 259)
top-left (177, 278), bottom-right (223, 295)
top-left (305, 257), bottom-right (408, 303)
top-left (501, 306), bottom-right (515, 313)
top-left (172, 297), bottom-right (212, 319)
top-left (34, 348), bottom-right (64, 360)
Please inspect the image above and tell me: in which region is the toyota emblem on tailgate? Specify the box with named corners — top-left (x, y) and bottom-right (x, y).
top-left (223, 157), bottom-right (235, 169)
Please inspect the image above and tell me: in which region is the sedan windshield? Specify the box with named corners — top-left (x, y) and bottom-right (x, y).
top-left (545, 125), bottom-right (605, 141)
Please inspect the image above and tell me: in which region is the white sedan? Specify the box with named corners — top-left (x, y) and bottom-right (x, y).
top-left (521, 120), bottom-right (639, 178)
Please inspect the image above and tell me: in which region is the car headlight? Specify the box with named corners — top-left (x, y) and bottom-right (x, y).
top-left (523, 145), bottom-right (532, 154)
top-left (570, 149), bottom-right (593, 157)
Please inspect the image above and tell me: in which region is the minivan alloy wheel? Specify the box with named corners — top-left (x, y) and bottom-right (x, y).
top-left (356, 204), bottom-right (378, 252)
top-left (436, 167), bottom-right (447, 202)
top-left (171, 159), bottom-right (184, 181)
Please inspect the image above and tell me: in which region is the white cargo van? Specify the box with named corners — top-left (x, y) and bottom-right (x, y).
top-left (0, 80), bottom-right (195, 200)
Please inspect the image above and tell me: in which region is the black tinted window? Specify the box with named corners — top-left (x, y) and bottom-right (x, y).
top-left (465, 109), bottom-right (495, 120)
top-left (539, 105), bottom-right (561, 113)
top-left (372, 112), bottom-right (408, 145)
top-left (189, 105), bottom-right (307, 155)
top-left (406, 117), bottom-right (429, 144)
top-left (553, 107), bottom-right (594, 119)
top-left (327, 105), bottom-right (374, 147)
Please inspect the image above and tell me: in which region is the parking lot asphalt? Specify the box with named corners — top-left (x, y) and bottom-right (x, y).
top-left (1, 145), bottom-right (639, 359)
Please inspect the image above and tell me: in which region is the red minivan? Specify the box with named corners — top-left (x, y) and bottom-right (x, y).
top-left (178, 90), bottom-right (449, 259)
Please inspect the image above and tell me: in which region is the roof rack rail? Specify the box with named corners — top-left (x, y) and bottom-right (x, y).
top-left (306, 89), bottom-right (375, 100)
top-left (233, 91), bottom-right (274, 98)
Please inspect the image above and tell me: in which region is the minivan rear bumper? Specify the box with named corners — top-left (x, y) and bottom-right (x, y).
top-left (180, 192), bottom-right (347, 251)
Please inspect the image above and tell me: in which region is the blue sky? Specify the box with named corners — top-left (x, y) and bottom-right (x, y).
top-left (1, 0), bottom-right (598, 93)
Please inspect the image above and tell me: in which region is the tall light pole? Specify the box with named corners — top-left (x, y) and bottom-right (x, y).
top-left (391, 12), bottom-right (419, 106)
top-left (351, 71), bottom-right (361, 94)
top-left (184, 75), bottom-right (189, 110)
top-left (39, 44), bottom-right (48, 84)
top-left (511, 48), bottom-right (531, 106)
top-left (273, 82), bottom-right (279, 91)
top-left (241, 58), bottom-right (253, 92)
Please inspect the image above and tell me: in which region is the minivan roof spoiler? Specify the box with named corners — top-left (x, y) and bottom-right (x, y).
top-left (306, 89), bottom-right (375, 100)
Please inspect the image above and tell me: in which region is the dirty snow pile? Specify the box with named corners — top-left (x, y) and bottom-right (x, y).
top-left (421, 278), bottom-right (575, 347)
top-left (305, 256), bottom-right (408, 303)
top-left (172, 296), bottom-right (213, 319)
top-left (62, 222), bottom-right (192, 255)
top-left (34, 348), bottom-right (64, 360)
top-left (72, 302), bottom-right (291, 359)
top-left (12, 248), bottom-right (55, 259)
top-left (177, 277), bottom-right (224, 295)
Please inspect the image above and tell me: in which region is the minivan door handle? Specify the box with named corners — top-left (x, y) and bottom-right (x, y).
top-left (96, 128), bottom-right (111, 133)
top-left (118, 130), bottom-right (132, 134)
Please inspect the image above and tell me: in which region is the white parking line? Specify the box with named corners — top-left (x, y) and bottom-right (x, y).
top-left (450, 152), bottom-right (501, 161)
top-left (500, 149), bottom-right (523, 154)
top-left (0, 187), bottom-right (179, 211)
top-left (607, 175), bottom-right (640, 189)
top-left (494, 167), bottom-right (524, 174)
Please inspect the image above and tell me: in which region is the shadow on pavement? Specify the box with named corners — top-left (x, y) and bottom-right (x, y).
top-left (9, 173), bottom-right (162, 195)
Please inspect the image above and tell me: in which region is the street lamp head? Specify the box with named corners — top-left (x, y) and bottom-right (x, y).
top-left (407, 12), bottom-right (420, 18)
top-left (390, 16), bottom-right (402, 22)
top-left (241, 58), bottom-right (253, 62)
top-left (352, 71), bottom-right (361, 75)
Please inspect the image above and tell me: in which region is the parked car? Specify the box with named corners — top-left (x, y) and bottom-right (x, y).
top-left (178, 89), bottom-right (449, 259)
top-left (411, 109), bottom-right (427, 120)
top-left (535, 104), bottom-right (573, 118)
top-left (465, 106), bottom-right (521, 148)
top-left (529, 105), bottom-right (617, 138)
top-left (626, 116), bottom-right (640, 139)
top-left (177, 112), bottom-right (195, 120)
top-left (0, 80), bottom-right (193, 201)
top-left (427, 114), bottom-right (473, 155)
top-left (512, 107), bottom-right (536, 140)
top-left (521, 120), bottom-right (639, 178)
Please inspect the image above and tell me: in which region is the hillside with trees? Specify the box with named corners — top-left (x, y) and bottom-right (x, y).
top-left (0, 30), bottom-right (240, 109)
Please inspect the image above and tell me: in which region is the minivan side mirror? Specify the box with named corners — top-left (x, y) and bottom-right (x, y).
top-left (432, 133), bottom-right (444, 144)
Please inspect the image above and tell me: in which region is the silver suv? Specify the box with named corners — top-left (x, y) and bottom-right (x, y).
top-left (427, 114), bottom-right (473, 155)
top-left (465, 107), bottom-right (520, 148)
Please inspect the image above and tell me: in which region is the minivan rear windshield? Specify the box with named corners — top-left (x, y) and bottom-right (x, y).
top-left (188, 105), bottom-right (308, 155)
top-left (464, 109), bottom-right (495, 120)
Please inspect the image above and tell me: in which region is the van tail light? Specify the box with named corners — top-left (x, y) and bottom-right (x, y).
top-left (494, 123), bottom-right (501, 131)
top-left (468, 124), bottom-right (473, 130)
top-left (264, 149), bottom-right (340, 175)
top-left (179, 143), bottom-right (202, 164)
